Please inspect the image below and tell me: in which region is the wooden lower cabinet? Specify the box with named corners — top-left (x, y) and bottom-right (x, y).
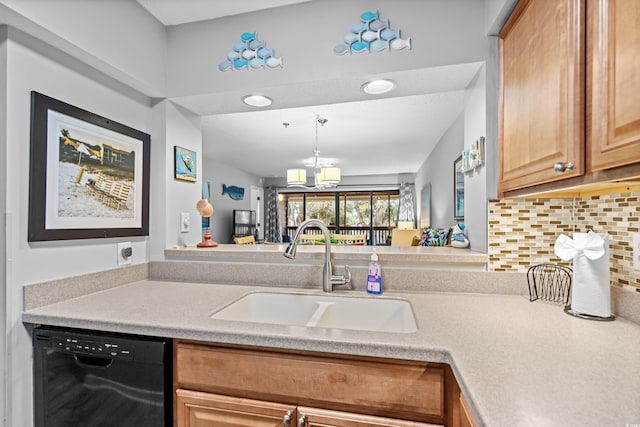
top-left (176, 389), bottom-right (295, 427)
top-left (174, 341), bottom-right (474, 427)
top-left (175, 390), bottom-right (437, 427)
top-left (297, 406), bottom-right (439, 427)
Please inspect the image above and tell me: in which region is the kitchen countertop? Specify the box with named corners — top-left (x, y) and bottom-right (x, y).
top-left (22, 280), bottom-right (640, 427)
top-left (164, 244), bottom-right (489, 269)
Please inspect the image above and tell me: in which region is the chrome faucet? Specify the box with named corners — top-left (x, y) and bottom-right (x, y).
top-left (283, 219), bottom-right (351, 292)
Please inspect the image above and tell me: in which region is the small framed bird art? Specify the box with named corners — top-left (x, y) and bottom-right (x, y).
top-left (174, 146), bottom-right (197, 182)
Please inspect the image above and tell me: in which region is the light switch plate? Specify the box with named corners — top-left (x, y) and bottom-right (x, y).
top-left (117, 242), bottom-right (132, 266)
top-left (180, 212), bottom-right (190, 233)
top-left (632, 232), bottom-right (640, 271)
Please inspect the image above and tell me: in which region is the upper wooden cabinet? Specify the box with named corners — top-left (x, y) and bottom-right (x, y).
top-left (588, 0), bottom-right (640, 171)
top-left (499, 0), bottom-right (640, 197)
top-left (499, 0), bottom-right (585, 194)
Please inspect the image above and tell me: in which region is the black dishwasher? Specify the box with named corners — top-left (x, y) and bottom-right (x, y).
top-left (33, 326), bottom-right (172, 427)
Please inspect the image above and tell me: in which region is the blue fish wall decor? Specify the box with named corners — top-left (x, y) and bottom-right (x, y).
top-left (218, 32), bottom-right (283, 72)
top-left (222, 184), bottom-right (245, 200)
top-left (360, 10), bottom-right (379, 23)
top-left (334, 11), bottom-right (411, 56)
top-left (241, 32), bottom-right (256, 42)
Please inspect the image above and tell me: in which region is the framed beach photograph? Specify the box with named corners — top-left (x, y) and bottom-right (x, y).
top-left (28, 91), bottom-right (150, 241)
top-left (174, 146), bottom-right (197, 182)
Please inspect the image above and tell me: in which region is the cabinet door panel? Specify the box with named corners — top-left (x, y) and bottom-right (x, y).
top-left (499, 0), bottom-right (585, 193)
top-left (175, 342), bottom-right (444, 422)
top-left (297, 406), bottom-right (441, 427)
top-left (588, 0), bottom-right (640, 171)
top-left (176, 389), bottom-right (295, 427)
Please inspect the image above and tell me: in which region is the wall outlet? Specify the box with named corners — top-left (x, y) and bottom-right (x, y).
top-left (117, 242), bottom-right (132, 266)
top-left (632, 232), bottom-right (640, 271)
top-left (180, 212), bottom-right (190, 233)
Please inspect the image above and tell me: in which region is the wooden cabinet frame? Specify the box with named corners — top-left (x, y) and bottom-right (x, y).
top-left (174, 341), bottom-right (476, 427)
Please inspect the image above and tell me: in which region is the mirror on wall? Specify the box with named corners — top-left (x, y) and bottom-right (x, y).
top-left (181, 64), bottom-right (488, 251)
top-left (190, 64), bottom-right (485, 184)
top-left (454, 156), bottom-right (464, 220)
top-left (420, 183), bottom-right (431, 228)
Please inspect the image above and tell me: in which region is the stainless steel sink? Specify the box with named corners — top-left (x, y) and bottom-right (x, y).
top-left (210, 292), bottom-right (417, 333)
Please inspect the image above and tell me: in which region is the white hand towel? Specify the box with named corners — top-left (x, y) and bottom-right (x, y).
top-left (554, 232), bottom-right (611, 317)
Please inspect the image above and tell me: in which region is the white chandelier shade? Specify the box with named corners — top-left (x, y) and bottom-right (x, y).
top-left (318, 167), bottom-right (340, 185)
top-left (287, 168), bottom-right (307, 185)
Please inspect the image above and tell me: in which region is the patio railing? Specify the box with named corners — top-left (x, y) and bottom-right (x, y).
top-left (283, 226), bottom-right (392, 246)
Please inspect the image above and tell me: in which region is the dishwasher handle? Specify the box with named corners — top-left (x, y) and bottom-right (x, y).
top-left (74, 354), bottom-right (114, 369)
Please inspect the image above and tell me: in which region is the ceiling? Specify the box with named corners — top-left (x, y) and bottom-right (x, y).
top-left (136, 0), bottom-right (482, 181)
top-left (136, 0), bottom-right (313, 26)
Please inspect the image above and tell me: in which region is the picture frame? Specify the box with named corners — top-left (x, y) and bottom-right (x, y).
top-left (420, 183), bottom-right (431, 229)
top-left (174, 146), bottom-right (197, 182)
top-left (453, 155), bottom-right (464, 219)
top-left (28, 91), bottom-right (150, 242)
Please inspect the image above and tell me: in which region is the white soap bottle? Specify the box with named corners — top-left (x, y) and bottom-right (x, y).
top-left (367, 249), bottom-right (382, 294)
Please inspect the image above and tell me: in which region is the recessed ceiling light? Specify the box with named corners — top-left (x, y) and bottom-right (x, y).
top-left (242, 95), bottom-right (272, 107)
top-left (361, 79), bottom-right (396, 95)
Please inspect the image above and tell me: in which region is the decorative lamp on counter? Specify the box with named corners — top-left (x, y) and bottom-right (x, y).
top-left (196, 199), bottom-right (218, 248)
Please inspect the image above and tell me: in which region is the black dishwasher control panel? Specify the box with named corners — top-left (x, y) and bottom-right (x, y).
top-left (52, 335), bottom-right (134, 360)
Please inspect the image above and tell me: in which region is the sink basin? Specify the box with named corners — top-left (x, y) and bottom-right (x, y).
top-left (210, 292), bottom-right (417, 333)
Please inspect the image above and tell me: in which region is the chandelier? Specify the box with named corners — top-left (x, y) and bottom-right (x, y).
top-left (287, 115), bottom-right (341, 189)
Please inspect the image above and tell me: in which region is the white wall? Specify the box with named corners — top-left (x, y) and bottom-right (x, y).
top-left (204, 159), bottom-right (262, 244)
top-left (415, 113), bottom-right (464, 230)
top-left (166, 103), bottom-right (203, 251)
top-left (0, 26), bottom-right (7, 427)
top-left (463, 66), bottom-right (488, 252)
top-left (149, 101), bottom-right (204, 259)
top-left (485, 37), bottom-right (500, 201)
top-left (2, 33), bottom-right (157, 427)
top-left (0, 0), bottom-right (167, 96)
top-left (485, 0), bottom-right (519, 35)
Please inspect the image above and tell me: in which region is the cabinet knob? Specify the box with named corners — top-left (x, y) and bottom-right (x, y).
top-left (283, 410), bottom-right (293, 426)
top-left (554, 162), bottom-right (574, 173)
top-left (297, 414), bottom-right (307, 427)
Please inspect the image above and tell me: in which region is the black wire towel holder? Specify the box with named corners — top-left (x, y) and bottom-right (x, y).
top-left (526, 263), bottom-right (572, 305)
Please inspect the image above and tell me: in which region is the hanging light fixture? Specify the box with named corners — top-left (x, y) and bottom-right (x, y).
top-left (287, 115), bottom-right (341, 189)
top-left (286, 168), bottom-right (306, 185)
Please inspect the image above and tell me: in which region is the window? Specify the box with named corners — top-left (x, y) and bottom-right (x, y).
top-left (279, 190), bottom-right (400, 245)
top-left (285, 194), bottom-right (304, 227)
top-left (305, 193), bottom-right (335, 225)
top-left (339, 192), bottom-right (371, 227)
top-left (372, 192), bottom-right (399, 227)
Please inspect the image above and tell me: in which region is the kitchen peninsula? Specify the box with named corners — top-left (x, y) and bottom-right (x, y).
top-left (22, 260), bottom-right (640, 427)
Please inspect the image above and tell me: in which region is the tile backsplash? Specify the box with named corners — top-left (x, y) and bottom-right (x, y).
top-left (488, 191), bottom-right (639, 291)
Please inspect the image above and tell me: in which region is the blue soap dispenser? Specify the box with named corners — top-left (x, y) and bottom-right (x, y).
top-left (367, 249), bottom-right (382, 294)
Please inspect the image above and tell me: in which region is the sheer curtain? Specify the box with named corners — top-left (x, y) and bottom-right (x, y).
top-left (397, 182), bottom-right (416, 227)
top-left (264, 186), bottom-right (281, 242)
